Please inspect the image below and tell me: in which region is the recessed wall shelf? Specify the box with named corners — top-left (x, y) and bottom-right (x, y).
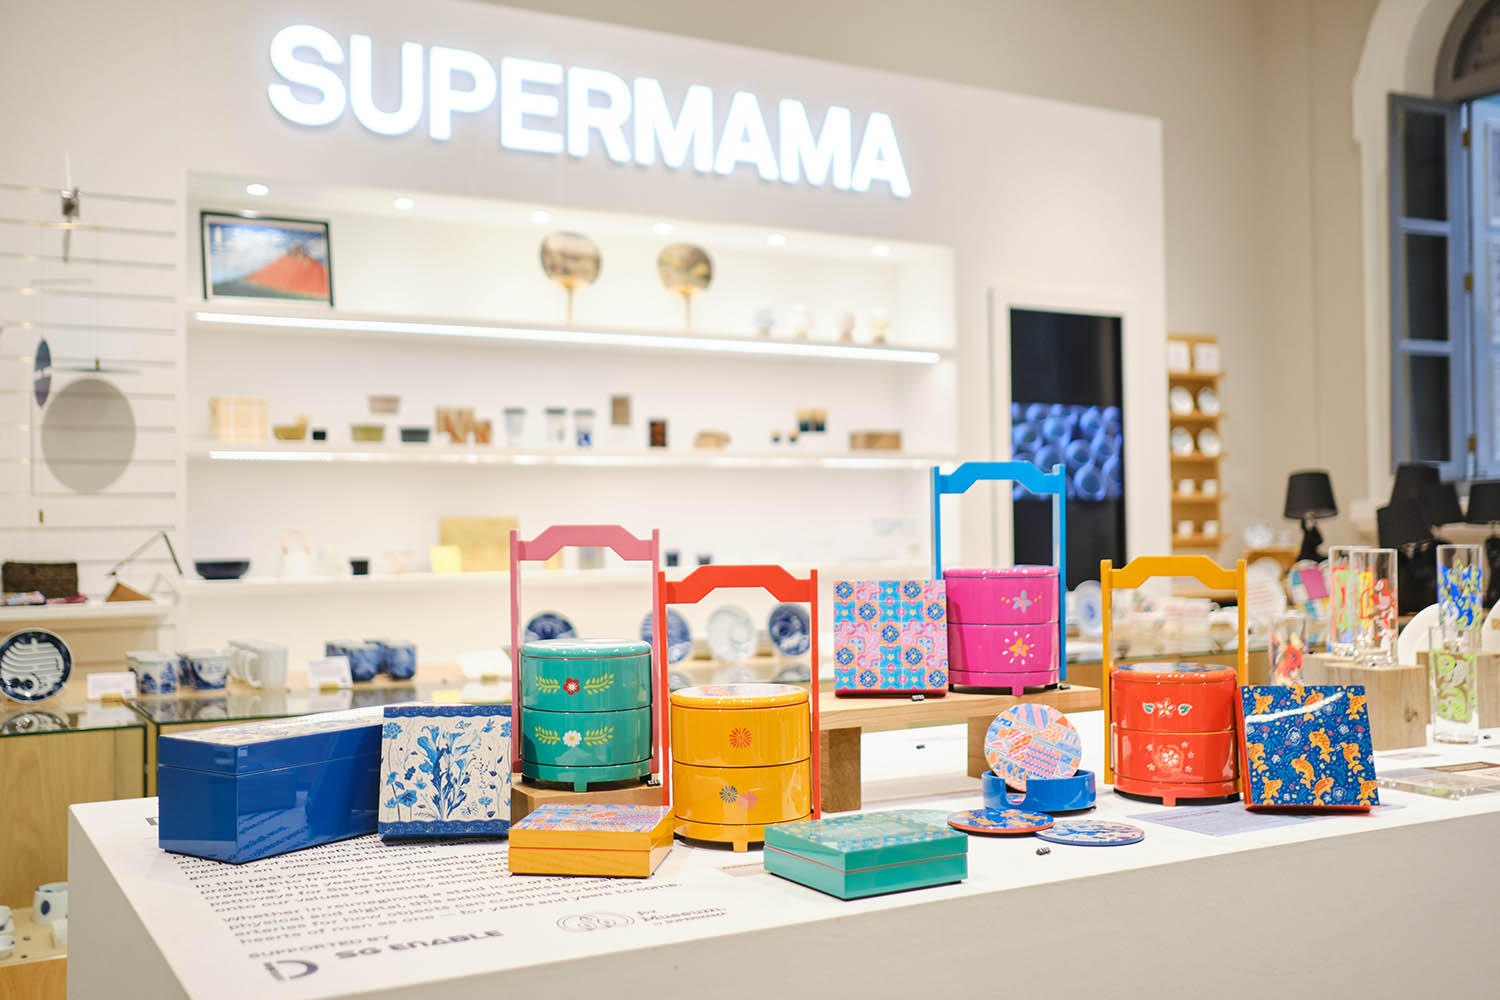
top-left (188, 308), bottom-right (948, 365)
top-left (187, 441), bottom-right (952, 471)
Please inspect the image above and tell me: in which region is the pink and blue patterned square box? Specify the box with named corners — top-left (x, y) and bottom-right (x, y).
top-left (833, 580), bottom-right (948, 695)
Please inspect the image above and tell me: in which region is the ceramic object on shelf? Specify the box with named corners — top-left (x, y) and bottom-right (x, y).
top-left (540, 231), bottom-right (601, 323)
top-left (1196, 427), bottom-right (1221, 457)
top-left (49, 919), bottom-right (66, 949)
top-left (573, 408), bottom-right (595, 448)
top-left (380, 640), bottom-right (417, 680)
top-left (525, 611), bottom-right (577, 643)
top-left (311, 428), bottom-right (327, 441)
top-left (706, 604), bottom-right (756, 663)
top-left (1170, 426), bottom-right (1194, 456)
top-left (349, 558), bottom-right (369, 575)
top-left (189, 650), bottom-right (229, 690)
top-left (272, 423), bottom-right (307, 441)
top-left (0, 933), bottom-right (12, 960)
top-left (1196, 386), bottom-right (1220, 415)
top-left (752, 302), bottom-right (775, 337)
top-left (368, 394), bottom-right (400, 415)
top-left (127, 650), bottom-right (177, 695)
top-left (351, 423), bottom-right (385, 443)
top-left (399, 426), bottom-right (430, 443)
top-left (379, 704), bottom-right (512, 838)
top-left (768, 603), bottom-right (811, 656)
top-left (1169, 385), bottom-right (1194, 416)
top-left (657, 242), bottom-right (712, 331)
top-left (835, 311), bottom-right (856, 343)
top-left (763, 809), bottom-right (966, 899)
top-left (503, 407), bottom-right (526, 447)
top-left (640, 608), bottom-right (692, 664)
top-left (33, 882), bottom-right (66, 924)
top-left (867, 307), bottom-right (891, 344)
top-left (0, 629), bottom-right (72, 703)
top-left (194, 559), bottom-right (249, 580)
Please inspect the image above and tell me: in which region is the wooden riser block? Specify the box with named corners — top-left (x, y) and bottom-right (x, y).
top-left (510, 778), bottom-right (664, 823)
top-left (1302, 654), bottom-right (1426, 751)
top-left (1415, 650), bottom-right (1500, 729)
top-left (820, 728), bottom-right (862, 813)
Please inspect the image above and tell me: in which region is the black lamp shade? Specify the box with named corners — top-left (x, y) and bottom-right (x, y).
top-left (1391, 462), bottom-right (1440, 504)
top-left (1377, 499), bottom-right (1433, 548)
top-left (1284, 471), bottom-right (1338, 521)
top-left (1421, 481), bottom-right (1464, 526)
top-left (1467, 480), bottom-right (1500, 523)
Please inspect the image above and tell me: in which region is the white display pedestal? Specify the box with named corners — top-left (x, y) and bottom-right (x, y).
top-left (69, 717), bottom-right (1500, 999)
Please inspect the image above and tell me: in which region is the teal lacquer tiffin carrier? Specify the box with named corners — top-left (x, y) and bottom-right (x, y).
top-left (520, 638), bottom-right (653, 790)
top-left (763, 809), bottom-right (968, 899)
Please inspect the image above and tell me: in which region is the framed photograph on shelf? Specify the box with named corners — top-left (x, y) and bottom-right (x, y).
top-left (200, 211), bottom-right (333, 306)
top-left (1166, 339), bottom-right (1191, 373)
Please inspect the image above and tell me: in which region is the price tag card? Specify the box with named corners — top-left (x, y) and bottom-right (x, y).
top-left (307, 655), bottom-right (353, 691)
top-left (87, 671), bottom-right (138, 701)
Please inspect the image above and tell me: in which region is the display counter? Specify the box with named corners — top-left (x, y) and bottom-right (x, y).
top-left (68, 716), bottom-right (1500, 999)
top-left (0, 698), bottom-right (144, 905)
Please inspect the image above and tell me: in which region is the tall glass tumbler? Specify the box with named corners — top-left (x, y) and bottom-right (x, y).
top-left (1429, 626), bottom-right (1480, 744)
top-left (1270, 610), bottom-right (1307, 686)
top-left (1326, 545), bottom-right (1362, 657)
top-left (1351, 547), bottom-right (1397, 666)
top-left (1438, 544), bottom-right (1484, 635)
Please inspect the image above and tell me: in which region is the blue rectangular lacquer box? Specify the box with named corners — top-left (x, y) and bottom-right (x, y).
top-left (157, 707), bottom-right (384, 863)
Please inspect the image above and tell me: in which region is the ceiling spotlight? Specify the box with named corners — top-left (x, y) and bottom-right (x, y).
top-left (766, 232), bottom-right (787, 248)
top-left (652, 221), bottom-right (674, 236)
top-left (245, 183), bottom-right (269, 197)
top-left (871, 244), bottom-right (892, 258)
top-left (529, 209), bottom-right (552, 224)
top-left (392, 196), bottom-right (415, 211)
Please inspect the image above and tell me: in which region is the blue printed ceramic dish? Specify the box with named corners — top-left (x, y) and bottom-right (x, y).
top-left (640, 609), bottom-right (692, 664)
top-left (0, 629), bottom-right (71, 703)
top-left (525, 612), bottom-right (577, 643)
top-left (768, 603), bottom-right (812, 656)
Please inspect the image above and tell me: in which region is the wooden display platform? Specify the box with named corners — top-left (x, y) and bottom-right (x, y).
top-left (816, 685), bottom-right (1100, 811)
top-left (510, 778), bottom-right (664, 823)
top-left (1303, 653), bottom-right (1427, 750)
top-left (0, 906), bottom-right (65, 1000)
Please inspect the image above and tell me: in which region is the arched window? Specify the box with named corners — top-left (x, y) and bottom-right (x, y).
top-left (1437, 0), bottom-right (1500, 100)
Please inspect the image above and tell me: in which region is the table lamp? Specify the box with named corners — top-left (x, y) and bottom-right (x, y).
top-left (1421, 481), bottom-right (1464, 530)
top-left (1284, 470), bottom-right (1338, 562)
top-left (1378, 497), bottom-right (1437, 612)
top-left (1391, 462), bottom-right (1439, 504)
top-left (1465, 480), bottom-right (1500, 606)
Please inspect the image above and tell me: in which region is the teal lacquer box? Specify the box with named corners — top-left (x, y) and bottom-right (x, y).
top-left (763, 809), bottom-right (968, 899)
top-left (520, 638), bottom-right (652, 791)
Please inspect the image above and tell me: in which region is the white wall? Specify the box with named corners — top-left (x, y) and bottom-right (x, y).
top-left (0, 0), bottom-right (1168, 663)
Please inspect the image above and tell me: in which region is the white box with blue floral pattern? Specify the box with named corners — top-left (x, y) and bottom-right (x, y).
top-left (379, 704), bottom-right (512, 839)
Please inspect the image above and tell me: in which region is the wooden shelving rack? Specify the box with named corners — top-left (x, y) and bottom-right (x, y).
top-left (1168, 334), bottom-right (1224, 557)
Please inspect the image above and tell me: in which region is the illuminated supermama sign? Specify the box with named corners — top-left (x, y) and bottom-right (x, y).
top-left (266, 25), bottom-right (911, 198)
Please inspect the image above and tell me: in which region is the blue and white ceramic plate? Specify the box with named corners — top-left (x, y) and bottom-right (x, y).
top-left (0, 629), bottom-right (71, 703)
top-left (1034, 819), bottom-right (1144, 847)
top-left (707, 604), bottom-right (755, 663)
top-left (947, 807), bottom-right (1054, 835)
top-left (768, 602), bottom-right (811, 656)
top-left (525, 611), bottom-right (577, 643)
top-left (640, 608), bottom-right (692, 664)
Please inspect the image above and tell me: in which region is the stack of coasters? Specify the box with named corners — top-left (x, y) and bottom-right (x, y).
top-left (158, 707), bottom-right (384, 863)
top-left (981, 703), bottom-right (1095, 812)
top-left (946, 566), bottom-right (1060, 694)
top-left (831, 579), bottom-right (949, 695)
top-left (520, 638), bottom-right (653, 791)
top-left (1237, 684), bottom-right (1377, 810)
top-left (508, 804), bottom-right (674, 878)
top-left (763, 810), bottom-right (966, 899)
top-left (379, 704), bottom-right (512, 838)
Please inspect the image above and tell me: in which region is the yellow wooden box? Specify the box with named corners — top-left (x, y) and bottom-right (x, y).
top-left (508, 804), bottom-right (673, 878)
top-left (669, 683), bottom-right (811, 851)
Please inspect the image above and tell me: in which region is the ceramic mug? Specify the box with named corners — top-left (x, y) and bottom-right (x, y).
top-left (382, 641), bottom-right (417, 681)
top-left (0, 933), bottom-right (13, 960)
top-left (229, 640), bottom-right (288, 689)
top-left (0, 903), bottom-right (12, 935)
top-left (346, 642), bottom-right (382, 682)
top-left (34, 882), bottom-right (66, 924)
top-left (127, 653), bottom-right (176, 695)
top-left (190, 652), bottom-right (229, 690)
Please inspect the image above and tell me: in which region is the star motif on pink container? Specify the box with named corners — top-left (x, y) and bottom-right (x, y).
top-left (1006, 635), bottom-right (1033, 662)
top-left (1011, 589), bottom-right (1034, 612)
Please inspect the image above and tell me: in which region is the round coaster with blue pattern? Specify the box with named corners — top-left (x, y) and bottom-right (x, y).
top-left (1034, 819), bottom-right (1144, 847)
top-left (947, 807), bottom-right (1054, 835)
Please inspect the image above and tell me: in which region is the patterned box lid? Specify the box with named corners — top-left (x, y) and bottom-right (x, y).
top-left (764, 809), bottom-right (966, 870)
top-left (510, 803), bottom-right (673, 850)
top-left (1239, 684), bottom-right (1377, 810)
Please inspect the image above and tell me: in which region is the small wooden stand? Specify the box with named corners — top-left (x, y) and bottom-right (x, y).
top-left (1302, 653), bottom-right (1426, 750)
top-left (510, 779), bottom-right (663, 824)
